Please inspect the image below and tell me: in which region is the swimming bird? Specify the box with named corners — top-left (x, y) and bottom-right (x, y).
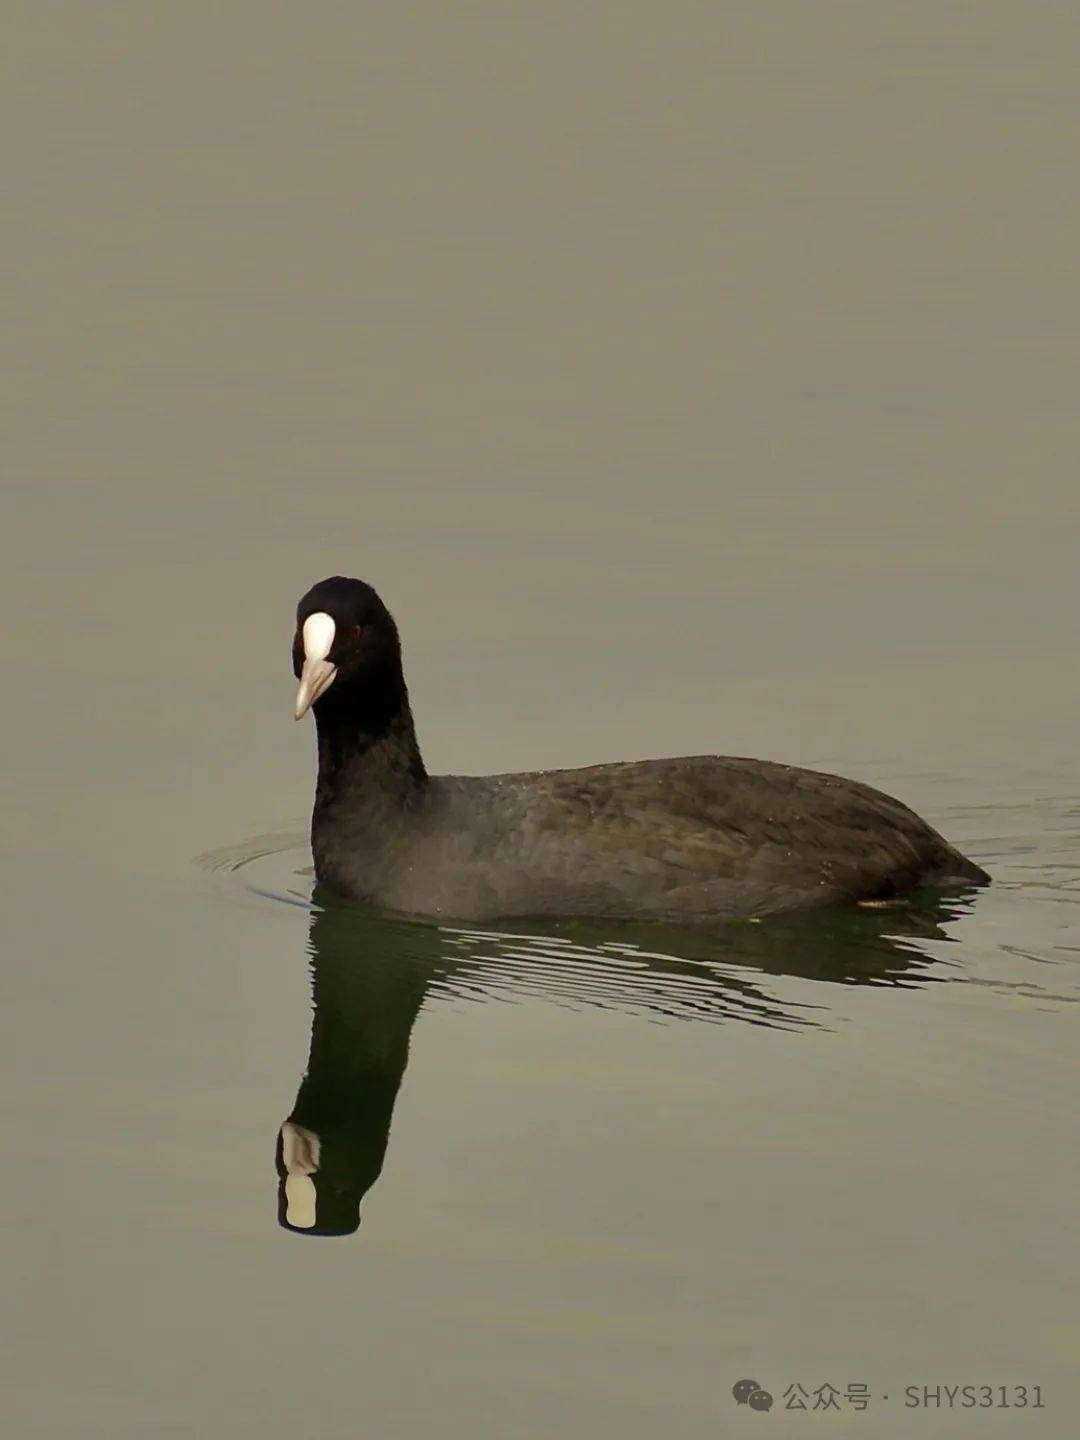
top-left (292, 576), bottom-right (989, 922)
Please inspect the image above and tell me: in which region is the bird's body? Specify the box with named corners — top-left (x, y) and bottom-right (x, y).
top-left (313, 746), bottom-right (986, 922)
top-left (293, 577), bottom-right (989, 924)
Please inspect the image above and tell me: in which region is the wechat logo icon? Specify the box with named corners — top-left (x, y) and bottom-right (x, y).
top-left (733, 1378), bottom-right (774, 1412)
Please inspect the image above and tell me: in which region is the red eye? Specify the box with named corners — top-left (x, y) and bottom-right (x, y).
top-left (351, 624), bottom-right (364, 640)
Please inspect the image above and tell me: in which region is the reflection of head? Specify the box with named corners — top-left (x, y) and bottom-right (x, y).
top-left (275, 1121), bottom-right (363, 1238)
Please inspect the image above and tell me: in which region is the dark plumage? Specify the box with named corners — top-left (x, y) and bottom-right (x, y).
top-left (292, 577), bottom-right (989, 923)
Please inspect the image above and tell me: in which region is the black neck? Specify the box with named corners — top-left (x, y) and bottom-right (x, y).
top-left (311, 665), bottom-right (428, 809)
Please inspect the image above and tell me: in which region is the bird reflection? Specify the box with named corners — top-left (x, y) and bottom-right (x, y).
top-left (276, 887), bottom-right (978, 1237)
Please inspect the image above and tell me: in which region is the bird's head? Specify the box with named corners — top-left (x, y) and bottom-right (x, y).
top-left (292, 576), bottom-right (402, 721)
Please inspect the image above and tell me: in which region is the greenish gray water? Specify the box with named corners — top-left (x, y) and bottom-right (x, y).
top-left (3, 4), bottom-right (1078, 1436)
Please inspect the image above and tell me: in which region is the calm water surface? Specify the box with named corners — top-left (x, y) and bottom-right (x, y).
top-left (4, 4), bottom-right (1079, 1437)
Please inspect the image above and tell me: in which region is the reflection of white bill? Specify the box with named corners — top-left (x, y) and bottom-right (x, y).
top-left (281, 1121), bottom-right (321, 1229)
top-left (283, 1174), bottom-right (317, 1230)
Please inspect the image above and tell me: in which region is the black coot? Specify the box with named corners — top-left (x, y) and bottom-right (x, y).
top-left (292, 576), bottom-right (989, 922)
